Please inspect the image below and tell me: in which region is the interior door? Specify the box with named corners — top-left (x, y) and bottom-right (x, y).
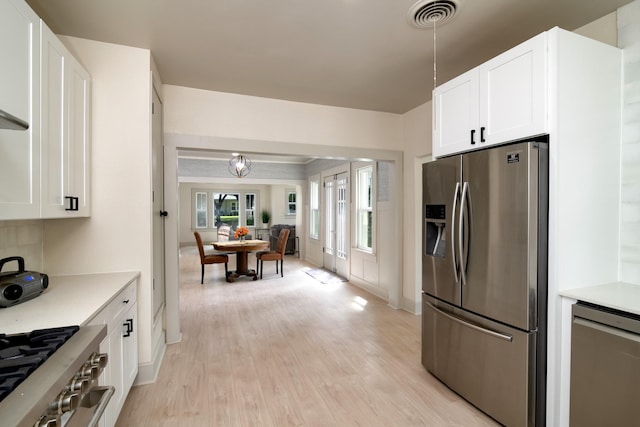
top-left (323, 171), bottom-right (349, 277)
top-left (151, 84), bottom-right (165, 320)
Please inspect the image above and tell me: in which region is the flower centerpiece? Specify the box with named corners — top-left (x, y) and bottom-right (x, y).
top-left (234, 226), bottom-right (250, 241)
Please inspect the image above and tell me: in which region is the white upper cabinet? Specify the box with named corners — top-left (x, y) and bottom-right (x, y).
top-left (0, 0), bottom-right (41, 219)
top-left (433, 32), bottom-right (547, 158)
top-left (432, 68), bottom-right (480, 157)
top-left (41, 23), bottom-right (91, 218)
top-left (479, 33), bottom-right (547, 146)
top-left (0, 0), bottom-right (90, 220)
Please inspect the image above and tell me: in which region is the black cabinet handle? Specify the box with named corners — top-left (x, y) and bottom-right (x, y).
top-left (65, 196), bottom-right (79, 211)
top-left (123, 318), bottom-right (134, 337)
top-left (160, 210), bottom-right (168, 217)
top-left (480, 126), bottom-right (486, 142)
top-left (470, 129), bottom-right (476, 145)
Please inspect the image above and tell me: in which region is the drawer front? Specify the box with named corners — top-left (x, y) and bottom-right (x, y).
top-left (422, 295), bottom-right (535, 427)
top-left (87, 281), bottom-right (137, 328)
top-left (570, 313), bottom-right (640, 426)
top-left (110, 282), bottom-right (136, 326)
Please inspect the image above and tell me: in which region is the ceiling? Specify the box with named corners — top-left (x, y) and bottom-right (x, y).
top-left (26, 0), bottom-right (631, 114)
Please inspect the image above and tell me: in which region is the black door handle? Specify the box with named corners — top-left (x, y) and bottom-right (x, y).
top-left (470, 129), bottom-right (476, 145)
top-left (160, 210), bottom-right (168, 217)
top-left (480, 126), bottom-right (486, 142)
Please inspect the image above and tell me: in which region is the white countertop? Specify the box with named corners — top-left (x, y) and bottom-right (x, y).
top-left (0, 271), bottom-right (139, 334)
top-left (560, 281), bottom-right (640, 316)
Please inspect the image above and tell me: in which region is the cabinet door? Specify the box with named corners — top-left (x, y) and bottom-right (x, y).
top-left (41, 23), bottom-right (91, 218)
top-left (40, 23), bottom-right (67, 217)
top-left (432, 68), bottom-right (479, 158)
top-left (0, 0), bottom-right (40, 219)
top-left (479, 32), bottom-right (547, 146)
top-left (67, 57), bottom-right (91, 216)
top-left (103, 326), bottom-right (123, 427)
top-left (122, 302), bottom-right (138, 393)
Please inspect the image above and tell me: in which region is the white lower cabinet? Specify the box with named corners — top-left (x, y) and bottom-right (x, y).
top-left (90, 281), bottom-right (138, 427)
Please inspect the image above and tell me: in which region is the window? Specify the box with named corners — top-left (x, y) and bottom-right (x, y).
top-left (195, 192), bottom-right (208, 228)
top-left (191, 189), bottom-right (260, 231)
top-left (356, 165), bottom-right (374, 251)
top-left (213, 192), bottom-right (240, 228)
top-left (286, 190), bottom-right (296, 215)
top-left (245, 193), bottom-right (256, 226)
top-left (309, 178), bottom-right (319, 239)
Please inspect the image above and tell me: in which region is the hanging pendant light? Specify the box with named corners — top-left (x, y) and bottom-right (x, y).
top-left (229, 153), bottom-right (251, 178)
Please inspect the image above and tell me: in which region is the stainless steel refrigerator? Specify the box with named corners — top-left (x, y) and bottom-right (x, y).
top-left (422, 138), bottom-right (548, 427)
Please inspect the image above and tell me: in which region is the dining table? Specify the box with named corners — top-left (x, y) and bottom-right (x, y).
top-left (212, 239), bottom-right (270, 282)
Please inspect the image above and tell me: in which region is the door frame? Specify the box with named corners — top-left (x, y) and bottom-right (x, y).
top-left (151, 82), bottom-right (165, 321)
top-left (322, 165), bottom-right (350, 277)
top-left (163, 136), bottom-right (403, 344)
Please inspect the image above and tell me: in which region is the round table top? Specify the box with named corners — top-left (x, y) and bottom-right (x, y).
top-left (212, 240), bottom-right (269, 252)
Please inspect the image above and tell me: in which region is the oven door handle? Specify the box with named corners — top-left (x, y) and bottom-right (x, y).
top-left (66, 386), bottom-right (115, 427)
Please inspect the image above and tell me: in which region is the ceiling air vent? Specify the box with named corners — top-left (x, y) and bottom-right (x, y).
top-left (407, 0), bottom-right (462, 29)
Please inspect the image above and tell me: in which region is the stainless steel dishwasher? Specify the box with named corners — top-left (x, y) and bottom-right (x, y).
top-left (570, 302), bottom-right (640, 426)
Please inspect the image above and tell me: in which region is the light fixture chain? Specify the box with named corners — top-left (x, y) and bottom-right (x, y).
top-left (433, 10), bottom-right (437, 91)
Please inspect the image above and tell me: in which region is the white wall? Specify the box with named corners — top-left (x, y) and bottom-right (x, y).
top-left (270, 184), bottom-right (298, 226)
top-left (41, 37), bottom-right (156, 374)
top-left (0, 220), bottom-right (43, 270)
top-left (618, 2), bottom-right (640, 284)
top-left (163, 85), bottom-right (401, 150)
top-left (400, 101), bottom-right (432, 313)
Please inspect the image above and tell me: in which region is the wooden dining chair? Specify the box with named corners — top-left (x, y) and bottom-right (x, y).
top-left (194, 231), bottom-right (229, 284)
top-left (256, 228), bottom-right (290, 279)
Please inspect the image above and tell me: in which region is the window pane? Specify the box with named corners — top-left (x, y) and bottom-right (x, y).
top-left (356, 166), bottom-right (373, 251)
top-left (287, 191), bottom-right (296, 215)
top-left (245, 193), bottom-right (256, 226)
top-left (195, 192), bottom-right (208, 228)
top-left (310, 180), bottom-right (319, 239)
top-left (213, 193), bottom-right (240, 228)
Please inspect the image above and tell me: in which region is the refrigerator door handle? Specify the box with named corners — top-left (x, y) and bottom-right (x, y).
top-left (459, 181), bottom-right (469, 286)
top-left (427, 301), bottom-right (513, 342)
top-left (451, 182), bottom-right (461, 283)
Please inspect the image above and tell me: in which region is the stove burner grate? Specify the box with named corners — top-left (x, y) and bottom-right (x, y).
top-left (0, 326), bottom-right (79, 402)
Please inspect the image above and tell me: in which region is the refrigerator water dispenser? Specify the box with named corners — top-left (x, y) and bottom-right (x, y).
top-left (425, 204), bottom-right (446, 257)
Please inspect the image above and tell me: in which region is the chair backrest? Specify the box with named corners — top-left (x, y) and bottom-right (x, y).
top-left (217, 224), bottom-right (231, 242)
top-left (193, 231), bottom-right (206, 262)
top-left (275, 228), bottom-right (290, 256)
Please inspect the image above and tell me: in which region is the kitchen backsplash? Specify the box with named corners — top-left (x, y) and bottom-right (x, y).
top-left (0, 221), bottom-right (44, 272)
top-left (619, 0), bottom-right (640, 284)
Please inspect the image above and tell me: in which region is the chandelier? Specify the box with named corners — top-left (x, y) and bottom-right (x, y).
top-left (228, 153), bottom-right (251, 178)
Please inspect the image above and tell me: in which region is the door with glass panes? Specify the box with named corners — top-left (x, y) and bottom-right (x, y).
top-left (323, 171), bottom-right (349, 277)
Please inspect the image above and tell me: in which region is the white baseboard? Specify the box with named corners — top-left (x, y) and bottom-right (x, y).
top-left (399, 295), bottom-right (421, 315)
top-left (348, 276), bottom-right (388, 301)
top-left (133, 334), bottom-right (166, 386)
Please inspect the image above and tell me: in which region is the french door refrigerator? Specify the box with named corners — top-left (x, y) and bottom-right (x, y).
top-left (422, 138), bottom-right (548, 427)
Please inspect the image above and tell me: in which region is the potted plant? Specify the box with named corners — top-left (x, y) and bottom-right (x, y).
top-left (261, 209), bottom-right (271, 226)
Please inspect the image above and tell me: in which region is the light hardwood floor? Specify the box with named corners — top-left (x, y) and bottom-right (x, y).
top-left (116, 247), bottom-right (498, 426)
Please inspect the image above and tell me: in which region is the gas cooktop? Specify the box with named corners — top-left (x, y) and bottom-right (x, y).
top-left (0, 326), bottom-right (79, 401)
